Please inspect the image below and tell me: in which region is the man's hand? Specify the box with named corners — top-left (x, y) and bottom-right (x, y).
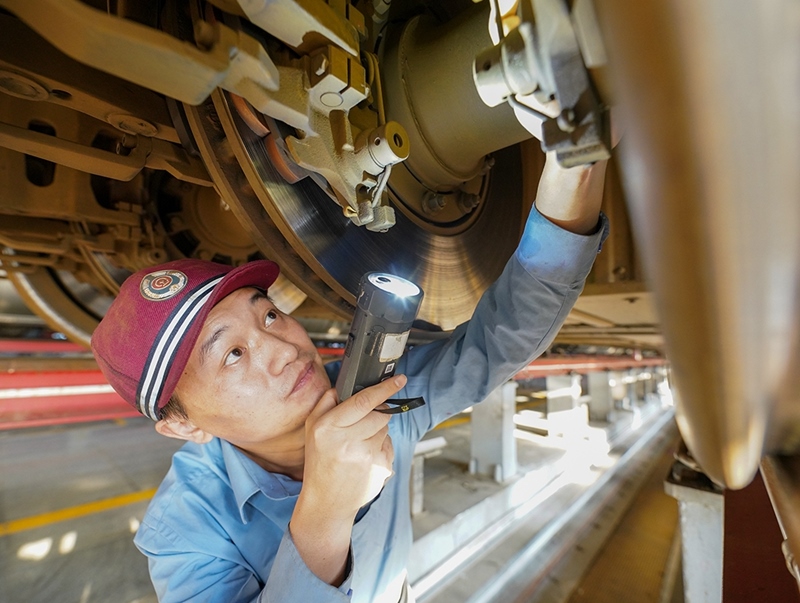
top-left (289, 375), bottom-right (406, 585)
top-left (302, 375), bottom-right (402, 513)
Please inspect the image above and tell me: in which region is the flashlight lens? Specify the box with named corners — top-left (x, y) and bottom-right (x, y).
top-left (368, 273), bottom-right (420, 298)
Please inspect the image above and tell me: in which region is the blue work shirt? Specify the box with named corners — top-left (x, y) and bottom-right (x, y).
top-left (134, 206), bottom-right (609, 602)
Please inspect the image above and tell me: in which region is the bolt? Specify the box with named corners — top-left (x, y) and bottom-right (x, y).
top-left (313, 55), bottom-right (329, 77)
top-left (108, 113), bottom-right (158, 137)
top-left (458, 193), bottom-right (481, 214)
top-left (148, 248), bottom-right (167, 263)
top-left (194, 20), bottom-right (217, 50)
top-left (557, 108), bottom-right (576, 133)
top-left (422, 192), bottom-right (447, 215)
top-left (115, 135), bottom-right (137, 156)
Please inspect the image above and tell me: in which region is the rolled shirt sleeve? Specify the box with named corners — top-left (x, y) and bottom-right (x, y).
top-left (397, 205), bottom-right (609, 438)
top-left (260, 530), bottom-right (354, 602)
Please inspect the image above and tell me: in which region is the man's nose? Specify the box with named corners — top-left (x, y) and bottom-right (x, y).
top-left (255, 331), bottom-right (299, 374)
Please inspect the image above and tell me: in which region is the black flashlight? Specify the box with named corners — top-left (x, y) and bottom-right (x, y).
top-left (335, 272), bottom-right (426, 414)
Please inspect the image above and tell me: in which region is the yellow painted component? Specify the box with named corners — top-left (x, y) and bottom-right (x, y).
top-left (234, 0), bottom-right (361, 56)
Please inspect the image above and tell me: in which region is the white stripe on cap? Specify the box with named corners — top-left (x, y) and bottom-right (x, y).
top-left (138, 276), bottom-right (223, 419)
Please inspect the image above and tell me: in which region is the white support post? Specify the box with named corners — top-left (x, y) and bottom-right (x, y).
top-left (545, 372), bottom-right (584, 436)
top-left (626, 368), bottom-right (639, 408)
top-left (410, 436), bottom-right (447, 517)
top-left (469, 381), bottom-right (518, 483)
top-left (665, 462), bottom-right (725, 603)
top-left (587, 370), bottom-right (613, 422)
top-left (410, 455), bottom-right (425, 517)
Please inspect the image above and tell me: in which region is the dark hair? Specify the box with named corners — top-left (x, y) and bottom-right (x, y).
top-left (159, 392), bottom-right (188, 422)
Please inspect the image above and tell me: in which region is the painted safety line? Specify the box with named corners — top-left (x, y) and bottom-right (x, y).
top-left (0, 384), bottom-right (116, 399)
top-left (0, 488), bottom-right (157, 537)
top-left (434, 415), bottom-right (470, 431)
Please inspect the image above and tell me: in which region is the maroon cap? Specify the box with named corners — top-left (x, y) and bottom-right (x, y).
top-left (91, 259), bottom-right (280, 420)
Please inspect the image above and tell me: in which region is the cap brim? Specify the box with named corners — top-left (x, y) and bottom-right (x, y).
top-left (205, 260), bottom-right (281, 311)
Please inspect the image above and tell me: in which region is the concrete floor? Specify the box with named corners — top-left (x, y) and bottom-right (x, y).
top-left (0, 419), bottom-right (180, 603)
top-left (0, 394), bottom-right (676, 603)
top-left (415, 403), bottom-right (678, 603)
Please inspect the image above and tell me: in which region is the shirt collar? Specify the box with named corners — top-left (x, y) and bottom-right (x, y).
top-left (219, 438), bottom-right (302, 524)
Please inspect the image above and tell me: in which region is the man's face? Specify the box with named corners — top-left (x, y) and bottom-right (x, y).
top-left (172, 287), bottom-right (331, 450)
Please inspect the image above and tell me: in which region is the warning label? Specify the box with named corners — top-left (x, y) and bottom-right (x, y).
top-left (379, 331), bottom-right (409, 362)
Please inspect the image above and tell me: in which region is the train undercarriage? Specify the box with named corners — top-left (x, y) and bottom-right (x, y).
top-left (1, 0), bottom-right (799, 583)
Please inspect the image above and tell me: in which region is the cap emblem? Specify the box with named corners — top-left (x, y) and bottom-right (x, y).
top-left (140, 270), bottom-right (188, 301)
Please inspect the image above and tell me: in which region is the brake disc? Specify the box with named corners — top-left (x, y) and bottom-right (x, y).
top-left (184, 88), bottom-right (540, 330)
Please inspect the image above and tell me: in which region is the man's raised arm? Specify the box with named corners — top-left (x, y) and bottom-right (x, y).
top-left (534, 152), bottom-right (608, 236)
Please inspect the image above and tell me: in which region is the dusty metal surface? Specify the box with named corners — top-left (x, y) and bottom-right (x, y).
top-left (0, 0), bottom-right (648, 345)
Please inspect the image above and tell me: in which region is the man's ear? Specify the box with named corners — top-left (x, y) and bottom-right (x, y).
top-left (155, 417), bottom-right (213, 444)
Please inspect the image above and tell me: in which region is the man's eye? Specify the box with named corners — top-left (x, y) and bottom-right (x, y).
top-left (265, 309), bottom-right (278, 327)
top-left (224, 347), bottom-right (244, 366)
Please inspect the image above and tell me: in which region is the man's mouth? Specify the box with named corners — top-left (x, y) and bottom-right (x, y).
top-left (291, 361), bottom-right (314, 395)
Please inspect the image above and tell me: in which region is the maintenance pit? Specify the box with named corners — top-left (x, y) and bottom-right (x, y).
top-left (1, 331), bottom-right (798, 603)
top-left (1, 351), bottom-right (682, 603)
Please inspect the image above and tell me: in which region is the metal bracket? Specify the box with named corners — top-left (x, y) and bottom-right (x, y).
top-left (0, 120), bottom-right (211, 186)
top-left (0, 0), bottom-right (280, 106)
top-left (0, 0), bottom-right (406, 229)
top-left (473, 0), bottom-right (611, 167)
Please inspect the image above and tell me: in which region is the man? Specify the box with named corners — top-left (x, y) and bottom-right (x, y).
top-left (92, 151), bottom-right (609, 602)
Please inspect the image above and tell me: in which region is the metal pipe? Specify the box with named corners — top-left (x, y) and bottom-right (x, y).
top-left (0, 254), bottom-right (61, 268)
top-left (0, 230), bottom-right (69, 255)
top-left (0, 120), bottom-right (144, 181)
